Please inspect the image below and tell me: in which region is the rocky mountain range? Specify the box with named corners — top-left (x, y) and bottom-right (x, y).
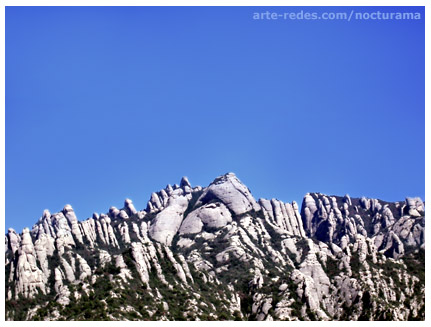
top-left (4, 173), bottom-right (425, 320)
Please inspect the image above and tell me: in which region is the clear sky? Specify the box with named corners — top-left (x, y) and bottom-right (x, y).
top-left (6, 6), bottom-right (424, 233)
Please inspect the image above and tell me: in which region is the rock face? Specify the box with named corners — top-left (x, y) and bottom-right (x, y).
top-left (179, 202), bottom-right (232, 235)
top-left (5, 173), bottom-right (425, 321)
top-left (195, 173), bottom-right (261, 215)
top-left (124, 198), bottom-right (137, 216)
top-left (63, 204), bottom-right (84, 244)
top-left (300, 192), bottom-right (425, 253)
top-left (13, 228), bottom-right (46, 298)
top-left (149, 194), bottom-right (189, 245)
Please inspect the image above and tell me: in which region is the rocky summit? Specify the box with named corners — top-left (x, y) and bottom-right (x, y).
top-left (5, 173), bottom-right (425, 321)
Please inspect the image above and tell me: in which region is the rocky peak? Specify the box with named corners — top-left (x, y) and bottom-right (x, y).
top-left (6, 228), bottom-right (21, 254)
top-left (180, 176), bottom-right (191, 188)
top-left (146, 176), bottom-right (193, 213)
top-left (4, 174), bottom-right (425, 321)
top-left (300, 193), bottom-right (424, 256)
top-left (123, 198), bottom-right (138, 216)
top-left (405, 197), bottom-right (424, 217)
top-left (195, 173), bottom-right (261, 215)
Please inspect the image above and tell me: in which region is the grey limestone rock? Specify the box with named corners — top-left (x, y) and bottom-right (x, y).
top-left (109, 206), bottom-right (120, 219)
top-left (7, 228), bottom-right (21, 254)
top-left (118, 210), bottom-right (129, 220)
top-left (115, 254), bottom-right (133, 282)
top-left (196, 173), bottom-right (261, 216)
top-left (63, 204), bottom-right (84, 244)
top-left (149, 194), bottom-right (189, 246)
top-left (180, 176), bottom-right (192, 188)
top-left (14, 228), bottom-right (46, 298)
top-left (131, 242), bottom-right (151, 285)
top-left (124, 198), bottom-right (137, 216)
top-left (179, 202), bottom-right (232, 235)
top-left (4, 173), bottom-right (425, 321)
top-left (406, 197), bottom-right (424, 217)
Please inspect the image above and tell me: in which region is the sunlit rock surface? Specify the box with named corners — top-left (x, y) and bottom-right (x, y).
top-left (5, 174), bottom-right (424, 321)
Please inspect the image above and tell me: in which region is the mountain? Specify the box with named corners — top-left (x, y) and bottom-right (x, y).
top-left (4, 173), bottom-right (425, 321)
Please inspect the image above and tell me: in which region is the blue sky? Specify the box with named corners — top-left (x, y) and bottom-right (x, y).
top-left (6, 6), bottom-right (424, 232)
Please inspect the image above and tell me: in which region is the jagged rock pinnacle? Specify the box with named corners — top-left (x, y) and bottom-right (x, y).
top-left (4, 174), bottom-right (425, 321)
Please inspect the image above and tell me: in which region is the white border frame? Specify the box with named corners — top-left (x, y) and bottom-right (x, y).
top-left (0, 1), bottom-right (428, 325)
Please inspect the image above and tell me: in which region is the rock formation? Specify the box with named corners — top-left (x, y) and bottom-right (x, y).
top-left (4, 173), bottom-right (425, 321)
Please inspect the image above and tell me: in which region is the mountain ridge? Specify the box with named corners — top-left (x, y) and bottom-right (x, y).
top-left (5, 173), bottom-right (425, 321)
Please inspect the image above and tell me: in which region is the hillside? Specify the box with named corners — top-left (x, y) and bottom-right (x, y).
top-left (5, 173), bottom-right (425, 321)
